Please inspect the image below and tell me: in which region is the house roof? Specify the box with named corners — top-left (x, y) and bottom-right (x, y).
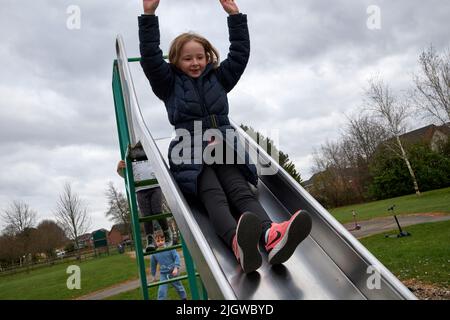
top-left (91, 228), bottom-right (108, 234)
top-left (399, 123), bottom-right (450, 145)
top-left (305, 122), bottom-right (449, 189)
top-left (77, 233), bottom-right (92, 241)
top-left (109, 223), bottom-right (130, 236)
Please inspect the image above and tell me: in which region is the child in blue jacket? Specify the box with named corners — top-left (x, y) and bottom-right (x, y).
top-left (139, 0), bottom-right (312, 273)
top-left (150, 229), bottom-right (187, 300)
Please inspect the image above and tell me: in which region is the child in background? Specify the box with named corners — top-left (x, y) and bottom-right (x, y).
top-left (150, 229), bottom-right (187, 300)
top-left (117, 159), bottom-right (173, 252)
top-left (138, 0), bottom-right (312, 273)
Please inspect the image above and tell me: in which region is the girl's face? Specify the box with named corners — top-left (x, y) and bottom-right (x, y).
top-left (177, 40), bottom-right (207, 78)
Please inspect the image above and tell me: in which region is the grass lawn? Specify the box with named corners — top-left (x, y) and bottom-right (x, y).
top-left (360, 220), bottom-right (450, 288)
top-left (0, 252), bottom-right (139, 300)
top-left (330, 187), bottom-right (450, 224)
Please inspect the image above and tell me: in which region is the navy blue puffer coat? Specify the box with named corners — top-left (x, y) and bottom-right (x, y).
top-left (138, 13), bottom-right (257, 195)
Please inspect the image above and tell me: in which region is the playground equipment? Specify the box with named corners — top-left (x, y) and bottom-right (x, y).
top-left (112, 45), bottom-right (206, 300)
top-left (92, 229), bottom-right (110, 257)
top-left (111, 35), bottom-right (416, 300)
top-left (384, 205), bottom-right (411, 238)
top-left (348, 210), bottom-right (361, 231)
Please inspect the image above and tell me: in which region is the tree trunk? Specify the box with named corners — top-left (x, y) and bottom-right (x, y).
top-left (396, 135), bottom-right (421, 196)
top-left (75, 239), bottom-right (81, 260)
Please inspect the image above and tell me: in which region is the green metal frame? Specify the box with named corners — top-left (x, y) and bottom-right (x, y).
top-left (111, 58), bottom-right (207, 300)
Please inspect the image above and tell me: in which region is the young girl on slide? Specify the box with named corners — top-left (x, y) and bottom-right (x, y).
top-left (138, 0), bottom-right (312, 273)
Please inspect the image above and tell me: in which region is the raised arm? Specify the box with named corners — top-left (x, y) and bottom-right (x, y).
top-left (139, 0), bottom-right (174, 100)
top-left (143, 0), bottom-right (160, 15)
top-left (216, 0), bottom-right (250, 92)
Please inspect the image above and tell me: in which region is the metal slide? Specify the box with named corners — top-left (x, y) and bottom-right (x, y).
top-left (115, 36), bottom-right (417, 300)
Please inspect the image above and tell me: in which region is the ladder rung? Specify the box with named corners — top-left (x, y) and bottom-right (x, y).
top-left (147, 272), bottom-right (200, 288)
top-left (128, 55), bottom-right (168, 63)
top-left (143, 244), bottom-right (183, 256)
top-left (134, 179), bottom-right (158, 188)
top-left (138, 212), bottom-right (173, 223)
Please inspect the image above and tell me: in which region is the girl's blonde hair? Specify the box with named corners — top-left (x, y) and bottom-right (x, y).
top-left (169, 32), bottom-right (220, 69)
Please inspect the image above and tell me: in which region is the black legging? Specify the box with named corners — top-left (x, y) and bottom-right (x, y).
top-left (198, 164), bottom-right (272, 247)
top-left (136, 188), bottom-right (169, 236)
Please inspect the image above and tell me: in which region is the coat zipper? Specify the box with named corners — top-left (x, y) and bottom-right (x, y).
top-left (191, 78), bottom-right (218, 128)
top-left (191, 77), bottom-right (208, 116)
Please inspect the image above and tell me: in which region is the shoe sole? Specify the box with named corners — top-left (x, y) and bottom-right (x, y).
top-left (268, 210), bottom-right (312, 265)
top-left (236, 213), bottom-right (262, 273)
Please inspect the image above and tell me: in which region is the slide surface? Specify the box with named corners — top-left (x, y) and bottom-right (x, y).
top-left (114, 36), bottom-right (416, 300)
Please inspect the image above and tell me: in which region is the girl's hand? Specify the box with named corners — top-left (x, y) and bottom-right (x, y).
top-left (143, 0), bottom-right (160, 15)
top-left (117, 160), bottom-right (126, 176)
top-left (117, 160), bottom-right (126, 171)
top-left (171, 267), bottom-right (179, 277)
top-left (219, 0), bottom-right (239, 15)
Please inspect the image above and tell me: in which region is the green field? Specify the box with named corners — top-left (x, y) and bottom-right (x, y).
top-left (361, 220), bottom-right (450, 288)
top-left (0, 248), bottom-right (202, 300)
top-left (0, 253), bottom-right (138, 300)
top-left (330, 187), bottom-right (450, 224)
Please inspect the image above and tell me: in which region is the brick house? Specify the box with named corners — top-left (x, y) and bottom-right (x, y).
top-left (398, 123), bottom-right (449, 151)
top-left (304, 122), bottom-right (449, 206)
top-left (108, 224), bottom-right (131, 246)
top-left (77, 233), bottom-right (93, 249)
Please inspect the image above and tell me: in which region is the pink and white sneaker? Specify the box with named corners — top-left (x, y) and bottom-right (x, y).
top-left (232, 212), bottom-right (262, 273)
top-left (265, 210), bottom-right (312, 265)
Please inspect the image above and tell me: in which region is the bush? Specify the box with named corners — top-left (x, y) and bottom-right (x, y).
top-left (369, 143), bottom-right (450, 199)
top-left (64, 242), bottom-right (75, 253)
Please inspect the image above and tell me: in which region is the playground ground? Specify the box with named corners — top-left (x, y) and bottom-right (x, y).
top-left (72, 214), bottom-right (449, 300)
top-left (75, 250), bottom-right (188, 300)
top-left (342, 212), bottom-right (450, 238)
top-left (2, 185), bottom-right (449, 301)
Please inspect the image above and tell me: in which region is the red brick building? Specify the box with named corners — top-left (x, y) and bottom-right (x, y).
top-left (107, 224), bottom-right (131, 246)
top-left (77, 233), bottom-right (93, 249)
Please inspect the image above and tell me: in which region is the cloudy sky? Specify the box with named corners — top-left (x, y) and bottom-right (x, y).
top-left (0, 0), bottom-right (449, 232)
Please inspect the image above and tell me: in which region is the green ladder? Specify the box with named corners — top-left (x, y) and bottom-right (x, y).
top-left (112, 57), bottom-right (207, 300)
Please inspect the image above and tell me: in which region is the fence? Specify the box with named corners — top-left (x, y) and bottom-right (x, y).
top-left (0, 245), bottom-right (130, 277)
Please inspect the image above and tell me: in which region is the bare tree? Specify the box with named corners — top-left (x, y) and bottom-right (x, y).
top-left (105, 182), bottom-right (131, 238)
top-left (1, 201), bottom-right (38, 266)
top-left (365, 78), bottom-right (421, 196)
top-left (54, 183), bottom-right (91, 255)
top-left (412, 45), bottom-right (450, 126)
top-left (344, 113), bottom-right (389, 165)
top-left (0, 228), bottom-right (21, 267)
top-left (1, 200), bottom-right (37, 235)
top-left (311, 140), bottom-right (356, 207)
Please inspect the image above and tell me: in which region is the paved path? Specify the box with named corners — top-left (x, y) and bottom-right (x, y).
top-left (76, 214), bottom-right (449, 300)
top-left (75, 278), bottom-right (143, 300)
top-left (343, 213), bottom-right (450, 239)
